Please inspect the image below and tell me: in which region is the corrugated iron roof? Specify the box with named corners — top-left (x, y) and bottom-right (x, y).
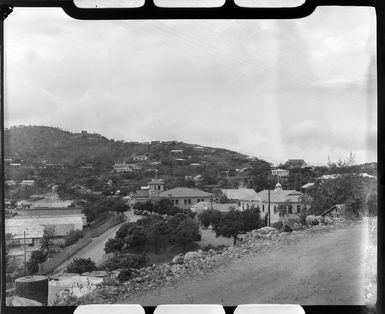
top-left (159, 187), bottom-right (212, 198)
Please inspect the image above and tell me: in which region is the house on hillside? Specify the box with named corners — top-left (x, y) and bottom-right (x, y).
top-left (20, 180), bottom-right (35, 187)
top-left (170, 149), bottom-right (183, 157)
top-left (194, 146), bottom-right (205, 153)
top-left (284, 159), bottom-right (307, 169)
top-left (256, 183), bottom-right (305, 223)
top-left (132, 154), bottom-right (148, 162)
top-left (112, 162), bottom-right (142, 172)
top-left (271, 168), bottom-right (289, 177)
top-left (321, 204), bottom-right (346, 219)
top-left (158, 187), bottom-right (212, 210)
top-left (221, 188), bottom-right (262, 211)
top-left (5, 180), bottom-right (17, 187)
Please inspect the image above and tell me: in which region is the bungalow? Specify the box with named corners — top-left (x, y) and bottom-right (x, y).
top-left (20, 180), bottom-right (35, 187)
top-left (5, 180), bottom-right (17, 187)
top-left (170, 149), bottom-right (183, 157)
top-left (221, 188), bottom-right (262, 211)
top-left (284, 159), bottom-right (307, 169)
top-left (132, 154), bottom-right (148, 162)
top-left (194, 146), bottom-right (205, 152)
top-left (256, 183), bottom-right (305, 223)
top-left (321, 204), bottom-right (346, 219)
top-left (112, 162), bottom-right (142, 172)
top-left (271, 168), bottom-right (289, 177)
top-left (158, 187), bottom-right (213, 210)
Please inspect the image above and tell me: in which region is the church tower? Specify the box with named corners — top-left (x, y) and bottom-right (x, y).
top-left (148, 170), bottom-right (165, 200)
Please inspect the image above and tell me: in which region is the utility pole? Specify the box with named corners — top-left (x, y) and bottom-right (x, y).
top-left (23, 231), bottom-right (27, 277)
top-left (268, 185), bottom-right (271, 226)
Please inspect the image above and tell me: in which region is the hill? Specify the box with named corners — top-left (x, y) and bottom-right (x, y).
top-left (4, 125), bottom-right (248, 165)
top-left (4, 126), bottom-right (259, 191)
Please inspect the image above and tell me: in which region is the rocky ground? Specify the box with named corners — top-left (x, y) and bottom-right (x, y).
top-left (55, 218), bottom-right (376, 306)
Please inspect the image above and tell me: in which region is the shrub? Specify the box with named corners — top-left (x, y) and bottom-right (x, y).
top-left (271, 221), bottom-right (283, 230)
top-left (65, 230), bottom-right (84, 247)
top-left (117, 268), bottom-right (132, 282)
top-left (67, 257), bottom-right (96, 274)
top-left (103, 253), bottom-right (150, 271)
top-left (26, 250), bottom-right (47, 275)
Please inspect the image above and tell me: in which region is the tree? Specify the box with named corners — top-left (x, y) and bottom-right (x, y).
top-left (241, 207), bottom-right (264, 231)
top-left (174, 218), bottom-right (200, 251)
top-left (67, 257), bottom-right (96, 274)
top-left (26, 250), bottom-right (47, 275)
top-left (214, 190), bottom-right (233, 204)
top-left (212, 209), bottom-right (244, 245)
top-left (151, 221), bottom-right (172, 254)
top-left (41, 226), bottom-right (56, 255)
top-left (198, 209), bottom-right (221, 229)
top-left (104, 238), bottom-right (124, 256)
top-left (65, 230), bottom-right (84, 247)
top-left (124, 225), bottom-right (147, 252)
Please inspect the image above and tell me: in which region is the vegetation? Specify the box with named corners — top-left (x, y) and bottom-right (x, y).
top-left (65, 230), bottom-right (84, 247)
top-left (26, 250), bottom-right (47, 275)
top-left (199, 207), bottom-right (264, 245)
top-left (174, 218), bottom-right (200, 251)
top-left (103, 253), bottom-right (150, 271)
top-left (67, 257), bottom-right (97, 274)
top-left (306, 173), bottom-right (376, 217)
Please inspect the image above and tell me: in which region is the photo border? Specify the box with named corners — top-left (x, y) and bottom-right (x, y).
top-left (0, 1), bottom-right (383, 314)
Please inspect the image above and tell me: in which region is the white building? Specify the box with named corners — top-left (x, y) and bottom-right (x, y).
top-left (221, 188), bottom-right (262, 211)
top-left (20, 180), bottom-right (35, 187)
top-left (256, 183), bottom-right (304, 224)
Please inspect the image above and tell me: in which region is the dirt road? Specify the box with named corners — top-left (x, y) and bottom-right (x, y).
top-left (121, 221), bottom-right (373, 305)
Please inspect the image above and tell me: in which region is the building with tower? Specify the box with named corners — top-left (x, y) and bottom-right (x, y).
top-left (256, 183), bottom-right (304, 224)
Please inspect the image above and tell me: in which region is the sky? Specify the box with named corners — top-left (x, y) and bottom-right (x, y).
top-left (4, 5), bottom-right (377, 165)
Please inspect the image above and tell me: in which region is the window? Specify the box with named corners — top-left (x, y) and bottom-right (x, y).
top-left (175, 199), bottom-right (178, 205)
top-left (262, 205), bottom-right (265, 212)
top-left (184, 199), bottom-right (188, 204)
top-left (297, 205), bottom-right (301, 212)
top-left (157, 185), bottom-right (161, 190)
top-left (188, 199), bottom-right (192, 204)
top-left (288, 205), bottom-right (293, 213)
top-left (246, 203), bottom-right (249, 210)
top-left (274, 205), bottom-right (277, 213)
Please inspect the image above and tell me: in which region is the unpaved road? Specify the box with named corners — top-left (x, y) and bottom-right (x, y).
top-left (121, 221), bottom-right (373, 305)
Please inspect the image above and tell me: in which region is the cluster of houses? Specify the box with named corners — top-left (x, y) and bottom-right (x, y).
top-left (124, 174), bottom-right (306, 224)
top-left (5, 193), bottom-right (87, 267)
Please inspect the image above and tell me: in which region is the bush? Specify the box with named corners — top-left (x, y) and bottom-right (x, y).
top-left (67, 257), bottom-right (96, 274)
top-left (117, 268), bottom-right (132, 282)
top-left (65, 230), bottom-right (84, 247)
top-left (271, 221), bottom-right (283, 230)
top-left (26, 250), bottom-right (47, 275)
top-left (103, 253), bottom-right (150, 271)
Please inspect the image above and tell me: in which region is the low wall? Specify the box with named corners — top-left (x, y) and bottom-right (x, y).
top-left (38, 237), bottom-right (92, 275)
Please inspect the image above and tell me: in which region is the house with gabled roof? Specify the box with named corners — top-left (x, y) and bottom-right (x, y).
top-left (158, 187), bottom-right (212, 210)
top-left (221, 188), bottom-right (262, 211)
top-left (256, 183), bottom-right (304, 223)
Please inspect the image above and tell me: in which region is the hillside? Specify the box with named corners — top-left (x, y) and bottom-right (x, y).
top-left (4, 126), bottom-right (248, 165)
top-left (4, 126), bottom-right (259, 192)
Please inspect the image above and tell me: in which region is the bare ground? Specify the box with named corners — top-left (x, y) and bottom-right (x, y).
top-left (120, 220), bottom-right (375, 305)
